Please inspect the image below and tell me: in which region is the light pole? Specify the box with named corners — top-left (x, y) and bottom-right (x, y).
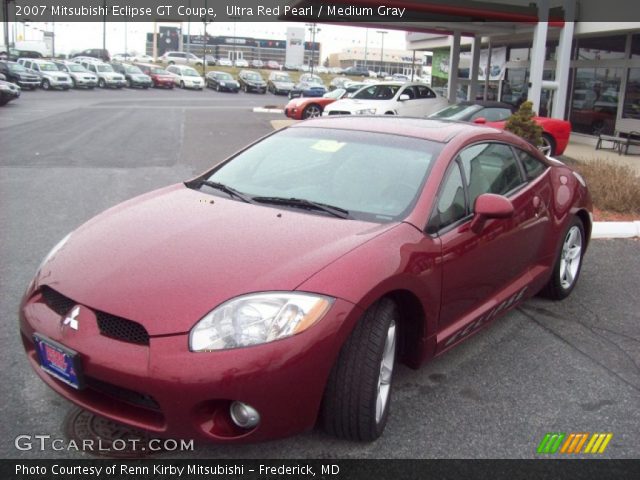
top-left (377, 30), bottom-right (387, 75)
top-left (363, 28), bottom-right (369, 70)
top-left (102, 0), bottom-right (107, 52)
top-left (306, 23), bottom-right (320, 75)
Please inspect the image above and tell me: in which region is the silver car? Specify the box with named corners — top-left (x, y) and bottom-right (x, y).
top-left (17, 58), bottom-right (72, 90)
top-left (161, 51), bottom-right (203, 67)
top-left (54, 61), bottom-right (98, 89)
top-left (81, 61), bottom-right (126, 88)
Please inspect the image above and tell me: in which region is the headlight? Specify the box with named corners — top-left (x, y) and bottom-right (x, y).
top-left (0, 84), bottom-right (9, 91)
top-left (355, 108), bottom-right (377, 115)
top-left (189, 292), bottom-right (334, 351)
top-left (220, 81), bottom-right (226, 86)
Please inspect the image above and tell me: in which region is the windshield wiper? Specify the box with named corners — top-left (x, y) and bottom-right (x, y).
top-left (198, 180), bottom-right (254, 204)
top-left (252, 196), bottom-right (350, 219)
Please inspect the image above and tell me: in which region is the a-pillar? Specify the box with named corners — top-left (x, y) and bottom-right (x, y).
top-left (447, 30), bottom-right (461, 104)
top-left (528, 0), bottom-right (549, 114)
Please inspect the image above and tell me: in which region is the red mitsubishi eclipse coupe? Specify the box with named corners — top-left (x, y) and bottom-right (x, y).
top-left (20, 117), bottom-right (592, 443)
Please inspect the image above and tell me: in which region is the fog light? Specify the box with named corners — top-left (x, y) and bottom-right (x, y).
top-left (229, 401), bottom-right (260, 429)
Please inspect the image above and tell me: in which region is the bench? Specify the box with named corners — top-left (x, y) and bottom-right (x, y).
top-left (596, 130), bottom-right (640, 155)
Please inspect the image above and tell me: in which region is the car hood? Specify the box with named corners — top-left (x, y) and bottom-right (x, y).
top-left (274, 81), bottom-right (294, 88)
top-left (99, 72), bottom-right (122, 79)
top-left (37, 184), bottom-right (395, 335)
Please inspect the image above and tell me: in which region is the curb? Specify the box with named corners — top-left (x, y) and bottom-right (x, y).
top-left (253, 107), bottom-right (284, 114)
top-left (592, 221), bottom-right (640, 239)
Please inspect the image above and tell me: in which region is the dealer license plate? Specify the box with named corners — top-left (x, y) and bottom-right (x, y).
top-left (33, 334), bottom-right (83, 389)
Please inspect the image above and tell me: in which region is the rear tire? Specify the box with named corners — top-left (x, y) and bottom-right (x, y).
top-left (302, 103), bottom-right (322, 119)
top-left (322, 298), bottom-right (398, 441)
top-left (541, 217), bottom-right (585, 300)
top-left (539, 133), bottom-right (556, 157)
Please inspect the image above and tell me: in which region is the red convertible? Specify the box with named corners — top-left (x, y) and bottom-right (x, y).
top-left (20, 117), bottom-right (591, 443)
top-left (430, 101), bottom-right (572, 156)
top-left (284, 83), bottom-right (369, 120)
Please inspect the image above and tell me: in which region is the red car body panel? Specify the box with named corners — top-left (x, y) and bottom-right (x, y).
top-left (20, 117), bottom-right (592, 442)
top-left (486, 116), bottom-right (572, 155)
top-left (284, 96), bottom-right (340, 120)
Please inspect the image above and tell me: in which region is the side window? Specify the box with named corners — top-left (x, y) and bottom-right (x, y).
top-left (459, 143), bottom-right (525, 209)
top-left (428, 162), bottom-right (466, 232)
top-left (516, 149), bottom-right (548, 181)
top-left (470, 108), bottom-right (512, 122)
top-left (415, 85), bottom-right (436, 99)
top-left (401, 86), bottom-right (416, 100)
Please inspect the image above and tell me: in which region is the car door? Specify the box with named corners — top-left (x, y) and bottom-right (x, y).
top-left (429, 142), bottom-right (548, 347)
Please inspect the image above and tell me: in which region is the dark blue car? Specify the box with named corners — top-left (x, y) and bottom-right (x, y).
top-left (289, 81), bottom-right (327, 99)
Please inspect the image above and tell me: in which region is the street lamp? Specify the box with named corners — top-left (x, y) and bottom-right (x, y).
top-left (377, 30), bottom-right (387, 75)
top-left (306, 23), bottom-right (320, 75)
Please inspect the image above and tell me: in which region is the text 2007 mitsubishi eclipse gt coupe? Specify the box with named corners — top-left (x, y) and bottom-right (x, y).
top-left (20, 117), bottom-right (592, 443)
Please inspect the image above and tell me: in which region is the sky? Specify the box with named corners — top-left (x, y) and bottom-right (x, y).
top-left (9, 21), bottom-right (409, 57)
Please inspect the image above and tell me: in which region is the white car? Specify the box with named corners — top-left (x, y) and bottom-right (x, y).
top-left (161, 51), bottom-right (203, 67)
top-left (217, 58), bottom-right (233, 67)
top-left (133, 54), bottom-right (154, 63)
top-left (234, 58), bottom-right (249, 68)
top-left (112, 53), bottom-right (135, 62)
top-left (323, 82), bottom-right (449, 117)
top-left (165, 65), bottom-right (204, 90)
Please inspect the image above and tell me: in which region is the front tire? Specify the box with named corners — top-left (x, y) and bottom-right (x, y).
top-left (541, 217), bottom-right (585, 300)
top-left (98, 78), bottom-right (106, 88)
top-left (322, 298), bottom-right (398, 441)
top-left (41, 79), bottom-right (50, 90)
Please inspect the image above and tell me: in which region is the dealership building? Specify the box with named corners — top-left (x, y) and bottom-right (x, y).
top-left (283, 0), bottom-right (639, 142)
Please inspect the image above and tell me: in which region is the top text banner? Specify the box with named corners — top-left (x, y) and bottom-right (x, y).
top-left (3, 0), bottom-right (639, 23)
top-left (5, 0), bottom-right (415, 22)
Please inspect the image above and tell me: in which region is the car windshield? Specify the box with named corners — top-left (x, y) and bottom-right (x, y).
top-left (430, 104), bottom-right (483, 120)
top-left (9, 63), bottom-right (26, 72)
top-left (324, 89), bottom-right (345, 99)
top-left (97, 65), bottom-right (114, 72)
top-left (183, 68), bottom-right (199, 77)
top-left (39, 63), bottom-right (58, 72)
top-left (124, 65), bottom-right (142, 74)
top-left (67, 64), bottom-right (86, 72)
top-left (201, 127), bottom-right (440, 223)
top-left (245, 73), bottom-right (262, 81)
top-left (306, 75), bottom-right (322, 84)
top-left (274, 74), bottom-right (291, 82)
top-left (151, 67), bottom-right (169, 75)
top-left (353, 84), bottom-right (401, 100)
top-left (216, 72), bottom-right (233, 80)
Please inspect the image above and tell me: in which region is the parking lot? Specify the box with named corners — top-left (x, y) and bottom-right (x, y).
top-left (1, 88), bottom-right (639, 459)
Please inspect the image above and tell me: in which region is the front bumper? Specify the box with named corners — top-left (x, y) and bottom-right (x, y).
top-left (153, 78), bottom-right (174, 88)
top-left (15, 77), bottom-right (40, 89)
top-left (129, 77), bottom-right (152, 87)
top-left (73, 76), bottom-right (98, 87)
top-left (20, 288), bottom-right (360, 442)
top-left (103, 78), bottom-right (127, 87)
top-left (46, 77), bottom-right (73, 89)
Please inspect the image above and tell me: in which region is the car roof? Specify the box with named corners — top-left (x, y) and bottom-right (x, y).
top-left (290, 116), bottom-right (502, 143)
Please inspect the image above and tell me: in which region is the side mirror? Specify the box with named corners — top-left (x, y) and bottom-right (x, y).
top-left (399, 94), bottom-right (410, 101)
top-left (470, 193), bottom-right (514, 233)
top-left (473, 117), bottom-right (487, 124)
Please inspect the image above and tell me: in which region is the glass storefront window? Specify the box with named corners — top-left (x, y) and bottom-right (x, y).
top-left (501, 69), bottom-right (555, 117)
top-left (570, 67), bottom-right (623, 135)
top-left (623, 68), bottom-right (640, 120)
top-left (631, 34), bottom-right (640, 60)
top-left (577, 35), bottom-right (627, 61)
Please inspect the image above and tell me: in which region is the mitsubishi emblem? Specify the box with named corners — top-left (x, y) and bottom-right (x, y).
top-left (62, 306), bottom-right (80, 330)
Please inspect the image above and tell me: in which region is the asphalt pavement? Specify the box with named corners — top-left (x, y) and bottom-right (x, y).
top-left (0, 88), bottom-right (638, 459)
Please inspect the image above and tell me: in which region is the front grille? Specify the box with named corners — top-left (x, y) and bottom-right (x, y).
top-left (328, 111), bottom-right (352, 115)
top-left (41, 286), bottom-right (75, 316)
top-left (96, 311), bottom-right (150, 345)
top-left (40, 286), bottom-right (150, 346)
top-left (86, 376), bottom-right (160, 411)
